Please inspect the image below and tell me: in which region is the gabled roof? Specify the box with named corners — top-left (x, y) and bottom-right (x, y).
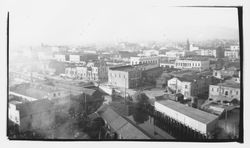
top-left (97, 107), bottom-right (150, 139)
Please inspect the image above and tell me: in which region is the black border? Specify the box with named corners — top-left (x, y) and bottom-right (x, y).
top-left (6, 6), bottom-right (244, 143)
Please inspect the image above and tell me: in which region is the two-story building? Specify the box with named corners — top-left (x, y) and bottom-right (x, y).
top-left (130, 56), bottom-right (159, 67)
top-left (209, 80), bottom-right (240, 102)
top-left (175, 58), bottom-right (210, 71)
top-left (167, 71), bottom-right (214, 99)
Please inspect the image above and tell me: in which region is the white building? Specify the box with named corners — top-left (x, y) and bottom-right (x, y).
top-left (65, 61), bottom-right (108, 82)
top-left (165, 51), bottom-right (185, 60)
top-left (130, 56), bottom-right (159, 67)
top-left (160, 62), bottom-right (175, 68)
top-left (54, 54), bottom-right (66, 62)
top-left (155, 100), bottom-right (218, 135)
top-left (69, 54), bottom-right (81, 63)
top-left (167, 71), bottom-right (213, 99)
top-left (199, 49), bottom-right (217, 57)
top-left (224, 50), bottom-right (239, 59)
top-left (209, 81), bottom-right (240, 102)
top-left (108, 65), bottom-right (141, 89)
top-left (142, 50), bottom-right (159, 56)
top-left (230, 45), bottom-right (239, 51)
top-left (9, 101), bottom-right (22, 125)
top-left (189, 44), bottom-right (199, 51)
top-left (175, 59), bottom-right (210, 71)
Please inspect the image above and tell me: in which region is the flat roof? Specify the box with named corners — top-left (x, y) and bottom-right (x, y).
top-left (109, 65), bottom-right (134, 72)
top-left (156, 100), bottom-right (218, 124)
top-left (10, 83), bottom-right (61, 100)
top-left (217, 81), bottom-right (240, 89)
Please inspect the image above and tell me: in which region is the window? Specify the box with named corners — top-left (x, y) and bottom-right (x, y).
top-left (230, 90), bottom-right (232, 94)
top-left (225, 91), bottom-right (228, 96)
top-left (185, 85), bottom-right (188, 89)
top-left (236, 91), bottom-right (238, 95)
top-left (215, 72), bottom-right (217, 76)
top-left (211, 88), bottom-right (214, 92)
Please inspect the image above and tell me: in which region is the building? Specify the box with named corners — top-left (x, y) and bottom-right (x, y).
top-left (141, 67), bottom-right (163, 86)
top-left (213, 67), bottom-right (238, 80)
top-left (97, 106), bottom-right (151, 139)
top-left (9, 83), bottom-right (70, 101)
top-left (54, 52), bottom-right (98, 63)
top-left (8, 98), bottom-right (54, 132)
top-left (130, 56), bottom-right (159, 67)
top-left (160, 61), bottom-right (175, 68)
top-left (108, 63), bottom-right (158, 89)
top-left (230, 45), bottom-right (239, 51)
top-left (155, 99), bottom-right (219, 135)
top-left (167, 71), bottom-right (214, 99)
top-left (69, 54), bottom-right (81, 63)
top-left (175, 58), bottom-right (210, 71)
top-left (108, 65), bottom-right (141, 89)
top-left (199, 49), bottom-right (217, 57)
top-left (165, 50), bottom-right (185, 60)
top-left (142, 50), bottom-right (159, 56)
top-left (189, 44), bottom-right (199, 51)
top-left (65, 61), bottom-right (108, 82)
top-left (209, 80), bottom-right (240, 102)
top-left (224, 50), bottom-right (239, 59)
top-left (54, 53), bottom-right (66, 62)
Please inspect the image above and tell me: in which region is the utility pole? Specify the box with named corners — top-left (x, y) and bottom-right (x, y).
top-left (124, 76), bottom-right (126, 103)
top-left (85, 93), bottom-right (87, 113)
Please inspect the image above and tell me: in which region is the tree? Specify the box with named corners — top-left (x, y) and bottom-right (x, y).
top-left (132, 93), bottom-right (150, 124)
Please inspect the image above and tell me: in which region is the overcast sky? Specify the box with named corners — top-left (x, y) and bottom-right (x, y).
top-left (6, 0), bottom-right (239, 46)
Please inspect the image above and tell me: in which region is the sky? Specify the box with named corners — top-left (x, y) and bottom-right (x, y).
top-left (4, 0), bottom-right (239, 46)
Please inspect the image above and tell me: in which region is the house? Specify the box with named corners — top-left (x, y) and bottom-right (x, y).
top-left (213, 67), bottom-right (239, 80)
top-left (167, 71), bottom-right (214, 99)
top-left (209, 80), bottom-right (240, 102)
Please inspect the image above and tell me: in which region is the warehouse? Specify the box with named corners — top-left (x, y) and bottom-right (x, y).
top-left (155, 100), bottom-right (218, 135)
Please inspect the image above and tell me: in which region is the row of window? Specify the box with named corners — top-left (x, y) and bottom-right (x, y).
top-left (211, 87), bottom-right (239, 95)
top-left (132, 60), bottom-right (158, 65)
top-left (176, 62), bottom-right (201, 67)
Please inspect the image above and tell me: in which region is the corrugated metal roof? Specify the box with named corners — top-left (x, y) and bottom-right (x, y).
top-left (156, 100), bottom-right (218, 124)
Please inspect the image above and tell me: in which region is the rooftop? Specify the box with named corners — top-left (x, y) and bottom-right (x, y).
top-left (97, 107), bottom-right (150, 139)
top-left (156, 100), bottom-right (218, 124)
top-left (217, 81), bottom-right (240, 89)
top-left (178, 57), bottom-right (209, 61)
top-left (10, 83), bottom-right (61, 100)
top-left (109, 65), bottom-right (134, 72)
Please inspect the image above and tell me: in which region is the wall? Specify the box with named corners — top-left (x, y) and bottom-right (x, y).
top-left (209, 85), bottom-right (240, 100)
top-left (155, 102), bottom-right (208, 134)
top-left (8, 104), bottom-right (20, 125)
top-left (108, 70), bottom-right (129, 88)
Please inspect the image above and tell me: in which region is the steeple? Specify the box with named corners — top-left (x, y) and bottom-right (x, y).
top-left (186, 39), bottom-right (190, 51)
